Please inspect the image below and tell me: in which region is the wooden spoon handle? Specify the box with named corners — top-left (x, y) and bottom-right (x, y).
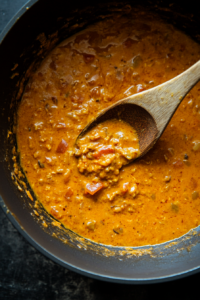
top-left (128, 60), bottom-right (200, 135)
top-left (153, 60), bottom-right (200, 132)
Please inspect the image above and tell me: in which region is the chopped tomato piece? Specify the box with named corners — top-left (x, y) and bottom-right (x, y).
top-left (83, 53), bottom-right (95, 63)
top-left (65, 187), bottom-right (73, 200)
top-left (190, 177), bottom-right (198, 189)
top-left (122, 182), bottom-right (129, 194)
top-left (49, 60), bottom-right (57, 70)
top-left (85, 182), bottom-right (104, 195)
top-left (173, 159), bottom-right (184, 168)
top-left (50, 206), bottom-right (62, 219)
top-left (93, 146), bottom-right (114, 159)
top-left (56, 139), bottom-right (68, 153)
top-left (137, 84), bottom-right (144, 93)
top-left (123, 38), bottom-right (137, 48)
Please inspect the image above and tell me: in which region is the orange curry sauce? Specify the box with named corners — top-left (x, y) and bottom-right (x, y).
top-left (17, 11), bottom-right (200, 246)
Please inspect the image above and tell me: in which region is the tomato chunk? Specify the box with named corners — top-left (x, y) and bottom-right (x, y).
top-left (56, 139), bottom-right (68, 153)
top-left (173, 159), bottom-right (184, 168)
top-left (137, 84), bottom-right (144, 93)
top-left (49, 60), bottom-right (57, 70)
top-left (122, 182), bottom-right (129, 194)
top-left (93, 146), bottom-right (114, 159)
top-left (85, 182), bottom-right (104, 195)
top-left (65, 187), bottom-right (73, 200)
top-left (50, 206), bottom-right (62, 219)
top-left (83, 53), bottom-right (95, 63)
top-left (123, 38), bottom-right (137, 48)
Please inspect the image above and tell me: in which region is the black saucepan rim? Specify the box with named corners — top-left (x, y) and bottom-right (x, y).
top-left (0, 0), bottom-right (200, 283)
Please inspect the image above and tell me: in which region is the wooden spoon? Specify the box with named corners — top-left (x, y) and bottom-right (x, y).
top-left (77, 60), bottom-right (200, 160)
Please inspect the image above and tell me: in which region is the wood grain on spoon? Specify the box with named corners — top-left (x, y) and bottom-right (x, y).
top-left (77, 60), bottom-right (200, 161)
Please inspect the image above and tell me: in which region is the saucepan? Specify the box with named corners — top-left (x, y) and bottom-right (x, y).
top-left (1, 0), bottom-right (200, 283)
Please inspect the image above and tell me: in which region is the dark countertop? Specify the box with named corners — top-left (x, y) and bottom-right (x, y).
top-left (1, 1), bottom-right (200, 299)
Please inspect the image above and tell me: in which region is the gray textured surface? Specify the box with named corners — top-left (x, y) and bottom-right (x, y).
top-left (0, 0), bottom-right (28, 33)
top-left (0, 211), bottom-right (92, 299)
top-left (1, 0), bottom-right (200, 299)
